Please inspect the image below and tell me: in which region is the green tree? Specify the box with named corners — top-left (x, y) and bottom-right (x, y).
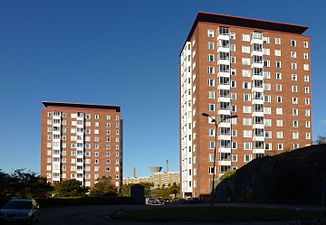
top-left (315, 135), bottom-right (326, 144)
top-left (90, 176), bottom-right (117, 197)
top-left (220, 169), bottom-right (237, 180)
top-left (0, 169), bottom-right (52, 200)
top-left (53, 179), bottom-right (88, 197)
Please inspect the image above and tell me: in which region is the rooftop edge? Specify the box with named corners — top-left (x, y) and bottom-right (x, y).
top-left (180, 12), bottom-right (309, 55)
top-left (42, 101), bottom-right (121, 112)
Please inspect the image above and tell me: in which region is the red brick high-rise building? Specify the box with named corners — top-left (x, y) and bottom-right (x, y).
top-left (179, 12), bottom-right (312, 197)
top-left (41, 101), bottom-right (123, 189)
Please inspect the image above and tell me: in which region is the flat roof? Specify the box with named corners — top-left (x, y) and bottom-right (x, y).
top-left (180, 12), bottom-right (309, 55)
top-left (42, 101), bottom-right (120, 112)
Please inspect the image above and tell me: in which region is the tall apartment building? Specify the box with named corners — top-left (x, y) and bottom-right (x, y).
top-left (41, 101), bottom-right (123, 189)
top-left (180, 12), bottom-right (312, 197)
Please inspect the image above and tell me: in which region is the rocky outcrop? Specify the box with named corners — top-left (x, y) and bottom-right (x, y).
top-left (215, 144), bottom-right (326, 204)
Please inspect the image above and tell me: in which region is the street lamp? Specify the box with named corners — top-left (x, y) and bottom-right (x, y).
top-left (201, 112), bottom-right (238, 208)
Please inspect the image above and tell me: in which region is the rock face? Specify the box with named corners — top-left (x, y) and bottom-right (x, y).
top-left (215, 144), bottom-right (326, 204)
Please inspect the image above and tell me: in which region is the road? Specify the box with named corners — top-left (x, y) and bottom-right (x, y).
top-left (37, 203), bottom-right (325, 225)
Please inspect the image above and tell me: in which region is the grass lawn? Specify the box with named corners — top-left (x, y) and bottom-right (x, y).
top-left (115, 206), bottom-right (325, 222)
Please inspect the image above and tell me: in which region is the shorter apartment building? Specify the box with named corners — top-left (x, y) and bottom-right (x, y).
top-left (124, 171), bottom-right (180, 188)
top-left (153, 172), bottom-right (180, 188)
top-left (123, 176), bottom-right (153, 185)
top-left (40, 101), bottom-right (123, 189)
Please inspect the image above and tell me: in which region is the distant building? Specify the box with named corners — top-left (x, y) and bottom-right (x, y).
top-left (123, 176), bottom-right (152, 185)
top-left (180, 12), bottom-right (312, 197)
top-left (123, 171), bottom-right (180, 188)
top-left (153, 171), bottom-right (180, 188)
top-left (40, 101), bottom-right (123, 189)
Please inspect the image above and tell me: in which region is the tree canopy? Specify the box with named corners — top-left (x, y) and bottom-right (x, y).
top-left (0, 169), bottom-right (52, 203)
top-left (53, 179), bottom-right (88, 197)
top-left (90, 176), bottom-right (117, 197)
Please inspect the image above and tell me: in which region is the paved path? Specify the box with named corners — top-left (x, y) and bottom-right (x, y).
top-left (37, 203), bottom-right (326, 225)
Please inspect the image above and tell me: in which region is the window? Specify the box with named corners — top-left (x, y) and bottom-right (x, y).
top-left (264, 95), bottom-right (271, 102)
top-left (230, 32), bottom-right (236, 40)
top-left (265, 143), bottom-right (272, 151)
top-left (305, 121), bottom-right (311, 128)
top-left (231, 80), bottom-right (236, 88)
top-left (242, 46), bottom-right (250, 53)
top-left (208, 42), bottom-right (214, 50)
top-left (263, 36), bottom-right (270, 44)
top-left (291, 40), bottom-right (297, 47)
top-left (230, 44), bottom-right (236, 52)
top-left (275, 72), bottom-right (282, 80)
top-left (304, 64), bottom-right (310, 71)
top-left (209, 141), bottom-right (215, 149)
top-left (305, 98), bottom-right (310, 105)
top-left (277, 131), bottom-right (284, 139)
top-left (275, 38), bottom-right (281, 45)
top-left (207, 66), bottom-right (215, 74)
top-left (303, 53), bottom-right (309, 59)
top-left (243, 130), bottom-right (252, 138)
top-left (207, 29), bottom-right (214, 37)
top-left (243, 106), bottom-right (252, 113)
top-left (275, 50), bottom-right (281, 56)
top-left (303, 41), bottom-right (309, 48)
top-left (265, 119), bottom-right (272, 127)
top-left (293, 132), bottom-right (299, 139)
top-left (276, 120), bottom-right (283, 127)
top-left (293, 120), bottom-right (299, 128)
top-left (244, 142), bottom-right (252, 150)
top-left (275, 61), bottom-right (282, 68)
top-left (292, 108), bottom-right (299, 116)
top-left (230, 56), bottom-right (236, 63)
top-left (219, 26), bottom-right (229, 35)
top-left (263, 48), bottom-right (270, 55)
top-left (277, 143), bottom-right (284, 150)
top-left (208, 79), bottom-right (215, 87)
top-left (265, 131), bottom-right (272, 138)
top-left (243, 118), bottom-right (252, 126)
top-left (276, 96), bottom-right (282, 103)
top-left (208, 54), bottom-right (215, 62)
top-left (242, 70), bottom-right (251, 77)
top-left (243, 94), bottom-right (251, 101)
top-left (242, 82), bottom-right (251, 89)
top-left (208, 104), bottom-right (215, 111)
top-left (291, 63), bottom-right (297, 70)
top-left (264, 60), bottom-right (270, 67)
top-left (208, 91), bottom-right (215, 99)
top-left (292, 97), bottom-right (298, 104)
top-left (264, 83), bottom-right (271, 91)
top-left (94, 114), bottom-right (100, 119)
top-left (306, 132), bottom-right (311, 140)
top-left (291, 51), bottom-right (297, 58)
top-left (231, 93), bottom-right (237, 100)
top-left (263, 71), bottom-right (270, 79)
top-left (305, 109), bottom-right (311, 116)
top-left (231, 69), bottom-right (236, 76)
top-left (276, 108), bottom-right (283, 115)
top-left (242, 58), bottom-right (250, 65)
top-left (242, 34), bottom-right (250, 42)
top-left (291, 74), bottom-right (297, 81)
top-left (292, 85), bottom-right (298, 92)
top-left (208, 167), bottom-right (215, 174)
top-left (264, 106), bottom-right (271, 114)
top-left (244, 154), bottom-right (253, 163)
top-left (304, 87), bottom-right (310, 93)
top-left (304, 75), bottom-right (310, 82)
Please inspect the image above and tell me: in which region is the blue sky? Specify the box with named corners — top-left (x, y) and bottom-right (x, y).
top-left (0, 0), bottom-right (325, 177)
